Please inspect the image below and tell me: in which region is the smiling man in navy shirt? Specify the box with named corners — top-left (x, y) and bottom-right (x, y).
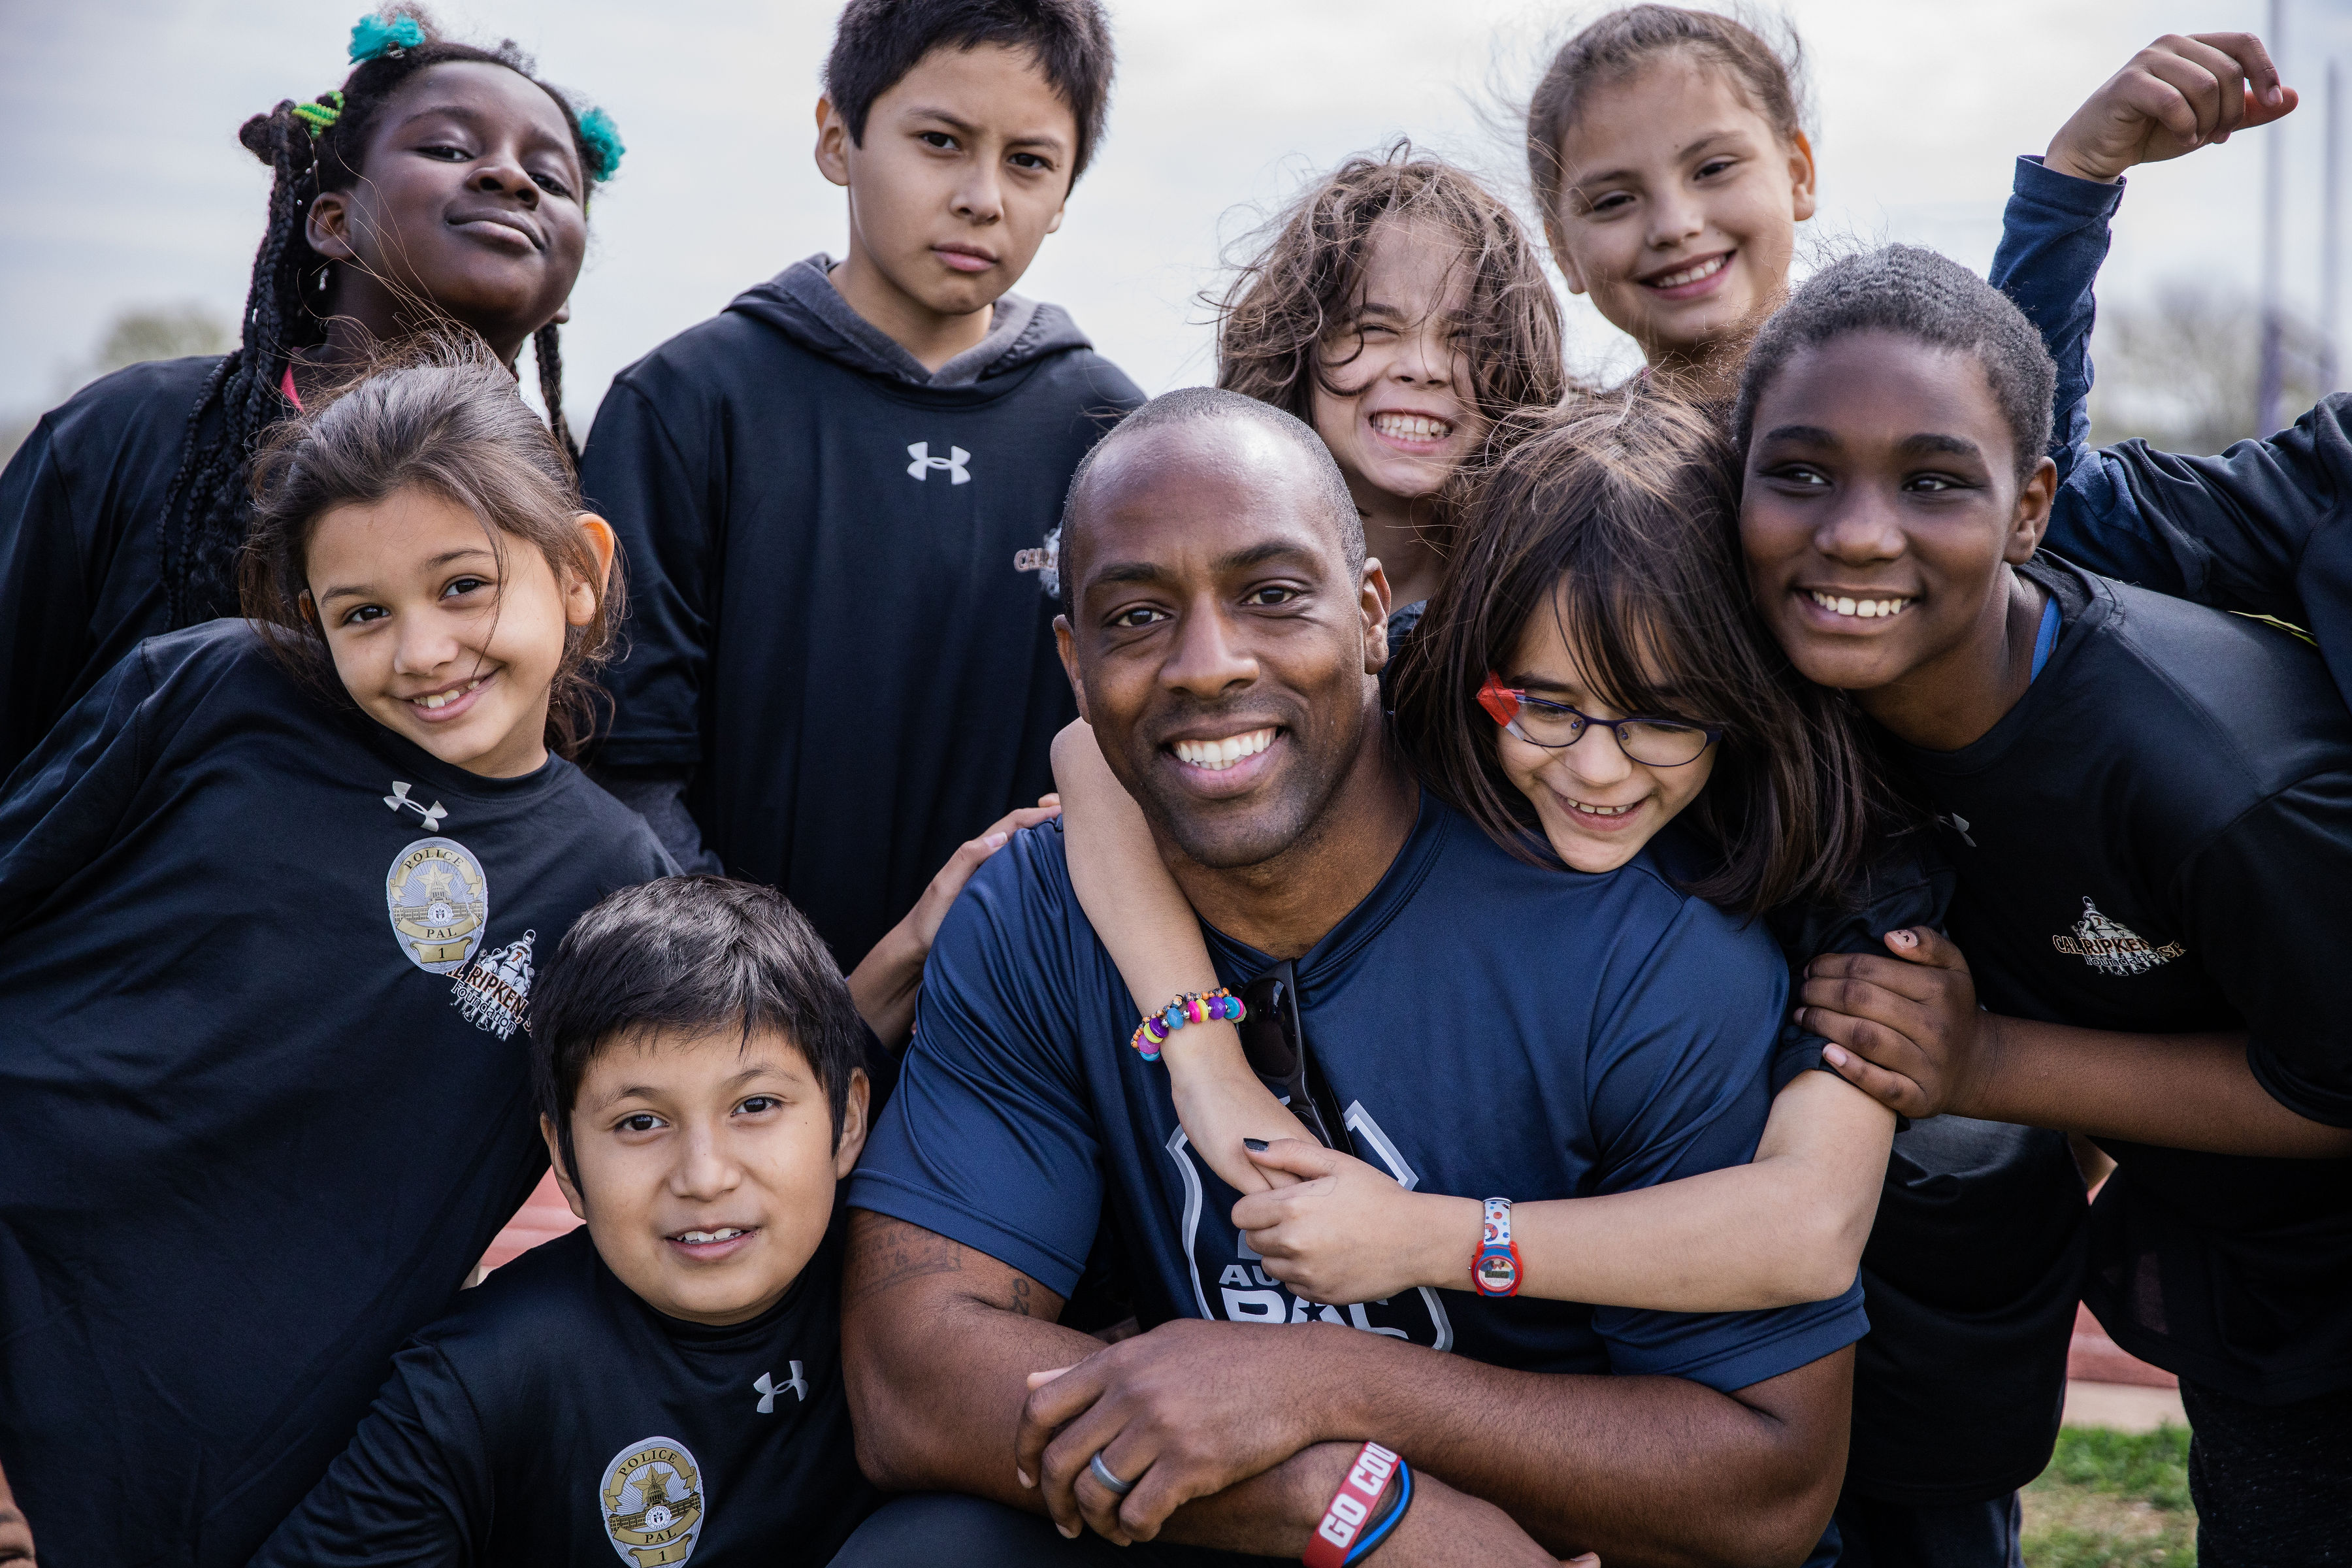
top-left (836, 389), bottom-right (1867, 1568)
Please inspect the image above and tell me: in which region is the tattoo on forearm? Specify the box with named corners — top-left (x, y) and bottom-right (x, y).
top-left (845, 1216), bottom-right (967, 1307)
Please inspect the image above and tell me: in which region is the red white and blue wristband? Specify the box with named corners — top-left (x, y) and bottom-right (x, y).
top-left (1302, 1439), bottom-right (1411, 1567)
top-left (1473, 1196), bottom-right (1521, 1298)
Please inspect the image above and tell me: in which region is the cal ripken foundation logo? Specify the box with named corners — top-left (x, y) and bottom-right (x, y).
top-left (384, 838), bottom-right (489, 975)
top-left (600, 1437), bottom-right (706, 1567)
top-left (451, 929), bottom-right (536, 1039)
top-left (2050, 896), bottom-right (2185, 976)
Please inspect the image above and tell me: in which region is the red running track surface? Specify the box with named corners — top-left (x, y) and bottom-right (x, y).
top-left (478, 1170), bottom-right (583, 1273)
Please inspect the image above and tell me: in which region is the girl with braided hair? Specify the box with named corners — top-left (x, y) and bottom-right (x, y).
top-left (0, 5), bottom-right (623, 781)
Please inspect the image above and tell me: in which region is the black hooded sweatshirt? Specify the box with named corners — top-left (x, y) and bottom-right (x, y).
top-left (580, 255), bottom-right (1142, 966)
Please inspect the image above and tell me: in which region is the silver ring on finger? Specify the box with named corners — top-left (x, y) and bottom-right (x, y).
top-left (1088, 1451), bottom-right (1137, 1497)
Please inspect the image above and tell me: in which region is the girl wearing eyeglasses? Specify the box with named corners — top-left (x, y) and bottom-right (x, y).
top-left (1053, 391), bottom-right (2085, 1562)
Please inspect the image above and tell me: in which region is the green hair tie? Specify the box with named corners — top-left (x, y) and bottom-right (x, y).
top-left (292, 91), bottom-right (346, 139)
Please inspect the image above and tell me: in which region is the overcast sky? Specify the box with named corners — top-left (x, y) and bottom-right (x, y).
top-left (5, 0), bottom-right (2347, 432)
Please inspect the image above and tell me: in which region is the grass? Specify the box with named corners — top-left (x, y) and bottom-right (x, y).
top-left (2023, 1426), bottom-right (2196, 1567)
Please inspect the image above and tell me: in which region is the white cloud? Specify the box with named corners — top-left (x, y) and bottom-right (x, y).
top-left (1, 0), bottom-right (2339, 429)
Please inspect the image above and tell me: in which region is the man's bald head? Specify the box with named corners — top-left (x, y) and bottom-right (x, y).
top-left (1057, 387), bottom-right (1365, 623)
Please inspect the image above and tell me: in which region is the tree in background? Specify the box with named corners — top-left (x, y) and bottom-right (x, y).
top-left (0, 304), bottom-right (233, 465)
top-left (2088, 281), bottom-right (2329, 454)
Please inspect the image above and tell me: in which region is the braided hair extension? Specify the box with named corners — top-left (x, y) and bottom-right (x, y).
top-left (156, 6), bottom-right (619, 627)
top-left (532, 322), bottom-right (578, 465)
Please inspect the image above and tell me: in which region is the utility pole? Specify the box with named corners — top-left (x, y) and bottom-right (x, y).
top-left (2260, 0), bottom-right (2287, 433)
top-left (2326, 59), bottom-right (2342, 394)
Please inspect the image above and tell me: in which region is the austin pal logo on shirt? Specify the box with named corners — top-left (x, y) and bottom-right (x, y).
top-left (1166, 1102), bottom-right (1453, 1352)
top-left (384, 837), bottom-right (489, 974)
top-left (600, 1437), bottom-right (706, 1567)
top-left (2050, 896), bottom-right (2185, 975)
top-left (905, 440), bottom-right (971, 484)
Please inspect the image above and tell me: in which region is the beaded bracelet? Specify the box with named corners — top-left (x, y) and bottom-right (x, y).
top-left (1129, 987), bottom-right (1245, 1061)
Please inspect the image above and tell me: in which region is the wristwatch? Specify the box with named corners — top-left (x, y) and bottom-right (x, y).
top-left (1473, 1196), bottom-right (1521, 1297)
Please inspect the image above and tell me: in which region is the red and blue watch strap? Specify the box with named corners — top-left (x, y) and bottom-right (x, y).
top-left (1473, 1196), bottom-right (1521, 1298)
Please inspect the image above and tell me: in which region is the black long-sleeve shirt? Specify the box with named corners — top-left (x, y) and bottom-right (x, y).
top-left (253, 1224), bottom-right (877, 1567)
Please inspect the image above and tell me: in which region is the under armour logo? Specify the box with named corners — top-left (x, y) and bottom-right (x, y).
top-left (906, 442), bottom-right (971, 485)
top-left (383, 781), bottom-right (448, 830)
top-left (1936, 811), bottom-right (1976, 847)
top-left (753, 1364), bottom-right (808, 1413)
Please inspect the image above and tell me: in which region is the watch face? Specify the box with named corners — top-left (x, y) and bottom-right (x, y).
top-left (1475, 1250), bottom-right (1518, 1294)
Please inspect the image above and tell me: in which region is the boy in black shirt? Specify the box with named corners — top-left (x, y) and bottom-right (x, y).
top-left (1735, 246), bottom-right (2352, 1567)
top-left (581, 0), bottom-right (1143, 970)
top-left (255, 877), bottom-right (881, 1565)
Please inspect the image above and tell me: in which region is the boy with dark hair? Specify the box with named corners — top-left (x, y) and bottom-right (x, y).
top-left (253, 877), bottom-right (883, 1565)
top-left (582, 0), bottom-right (1141, 980)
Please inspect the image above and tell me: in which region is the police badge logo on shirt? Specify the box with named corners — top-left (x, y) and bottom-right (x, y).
top-left (384, 837), bottom-right (489, 974)
top-left (2049, 896), bottom-right (2185, 975)
top-left (600, 1437), bottom-right (706, 1567)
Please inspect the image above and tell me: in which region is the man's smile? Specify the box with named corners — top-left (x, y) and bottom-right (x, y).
top-left (1169, 727), bottom-right (1277, 772)
top-left (1160, 724), bottom-right (1286, 798)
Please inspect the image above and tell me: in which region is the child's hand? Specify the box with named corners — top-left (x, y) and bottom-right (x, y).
top-left (2047, 32), bottom-right (2295, 184)
top-left (1230, 1141), bottom-right (1477, 1305)
top-left (0, 1456), bottom-right (34, 1565)
top-left (847, 795), bottom-right (1062, 1045)
top-left (1797, 928), bottom-right (1990, 1120)
top-left (904, 795), bottom-right (1062, 953)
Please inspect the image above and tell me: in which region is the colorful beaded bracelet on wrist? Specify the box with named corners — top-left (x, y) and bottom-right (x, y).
top-left (1129, 987), bottom-right (1245, 1061)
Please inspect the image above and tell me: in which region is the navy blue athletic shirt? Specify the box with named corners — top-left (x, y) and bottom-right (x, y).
top-left (253, 1222), bottom-right (878, 1567)
top-left (1993, 153), bottom-right (2352, 707)
top-left (0, 621), bottom-right (673, 1567)
top-left (852, 794), bottom-right (1868, 1390)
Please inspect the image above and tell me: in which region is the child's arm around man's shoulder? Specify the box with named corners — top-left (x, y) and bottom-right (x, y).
top-left (1989, 29), bottom-right (2352, 688)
